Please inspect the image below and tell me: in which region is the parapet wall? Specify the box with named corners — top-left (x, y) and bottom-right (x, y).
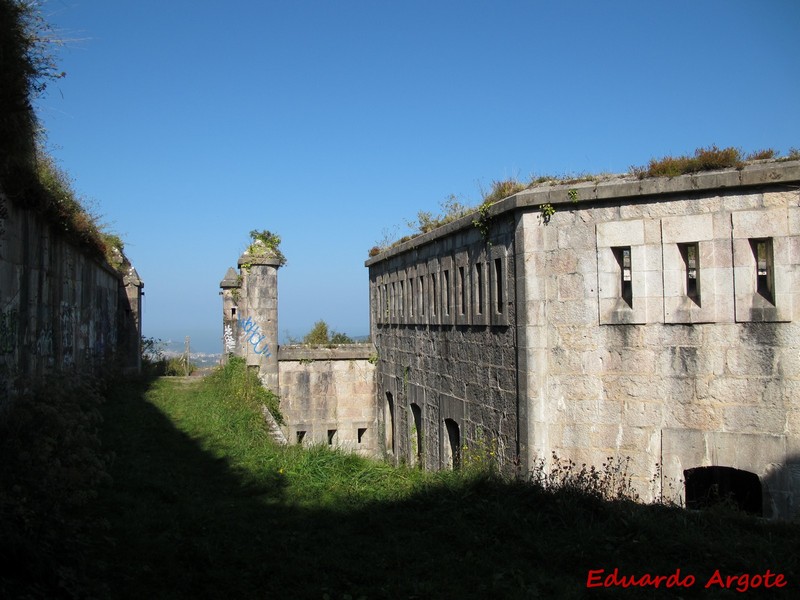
top-left (0, 192), bottom-right (142, 398)
top-left (278, 343), bottom-right (377, 455)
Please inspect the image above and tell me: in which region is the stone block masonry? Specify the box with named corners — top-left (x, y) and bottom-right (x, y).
top-left (279, 344), bottom-right (377, 455)
top-left (369, 215), bottom-right (518, 472)
top-left (367, 159), bottom-right (800, 518)
top-left (220, 250), bottom-right (378, 457)
top-left (0, 191), bottom-right (143, 399)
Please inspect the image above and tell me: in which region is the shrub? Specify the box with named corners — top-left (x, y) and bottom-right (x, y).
top-left (164, 356), bottom-right (195, 376)
top-left (481, 179), bottom-right (527, 204)
top-left (632, 145), bottom-right (745, 179)
top-left (301, 320), bottom-right (354, 346)
top-left (244, 229), bottom-right (286, 266)
top-left (746, 148), bottom-right (777, 161)
top-left (529, 453), bottom-right (639, 502)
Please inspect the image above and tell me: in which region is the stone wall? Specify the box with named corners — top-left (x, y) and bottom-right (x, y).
top-left (278, 344), bottom-right (377, 455)
top-left (368, 159), bottom-right (800, 517)
top-left (517, 172), bottom-right (800, 517)
top-left (369, 215), bottom-right (518, 470)
top-left (0, 193), bottom-right (143, 398)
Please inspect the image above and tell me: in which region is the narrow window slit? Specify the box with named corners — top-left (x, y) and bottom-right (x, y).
top-left (431, 274), bottom-right (437, 317)
top-left (458, 266), bottom-right (466, 315)
top-left (679, 242), bottom-right (701, 306)
top-left (475, 263), bottom-right (484, 315)
top-left (494, 258), bottom-right (503, 314)
top-left (443, 270), bottom-right (450, 316)
top-left (750, 238), bottom-right (774, 304)
top-left (613, 247), bottom-right (633, 308)
top-left (418, 276), bottom-right (425, 317)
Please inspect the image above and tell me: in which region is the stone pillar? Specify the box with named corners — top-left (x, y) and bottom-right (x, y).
top-left (219, 267), bottom-right (240, 363)
top-left (122, 266), bottom-right (144, 372)
top-left (237, 251), bottom-right (281, 392)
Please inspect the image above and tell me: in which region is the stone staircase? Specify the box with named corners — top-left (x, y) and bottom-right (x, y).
top-left (260, 404), bottom-right (288, 445)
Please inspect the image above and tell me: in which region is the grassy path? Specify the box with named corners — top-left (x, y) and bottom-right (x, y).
top-left (86, 372), bottom-right (800, 599)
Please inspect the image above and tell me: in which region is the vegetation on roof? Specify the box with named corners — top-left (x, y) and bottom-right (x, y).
top-left (0, 0), bottom-right (127, 270)
top-left (630, 145), bottom-right (798, 179)
top-left (369, 145), bottom-right (799, 257)
top-left (244, 229), bottom-right (286, 267)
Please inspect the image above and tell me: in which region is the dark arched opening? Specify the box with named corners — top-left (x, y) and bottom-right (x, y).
top-left (410, 403), bottom-right (422, 467)
top-left (384, 391), bottom-right (395, 455)
top-left (443, 418), bottom-right (460, 470)
top-left (684, 466), bottom-right (762, 516)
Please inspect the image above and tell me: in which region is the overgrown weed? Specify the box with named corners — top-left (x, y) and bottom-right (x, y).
top-left (205, 356), bottom-right (284, 425)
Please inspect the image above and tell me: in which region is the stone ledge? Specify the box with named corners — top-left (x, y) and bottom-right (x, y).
top-left (278, 343), bottom-right (376, 361)
top-left (238, 254), bottom-right (283, 268)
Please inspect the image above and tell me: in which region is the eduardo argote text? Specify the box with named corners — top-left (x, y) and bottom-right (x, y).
top-left (587, 568), bottom-right (788, 593)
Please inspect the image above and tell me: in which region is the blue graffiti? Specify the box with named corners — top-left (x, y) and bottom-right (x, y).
top-left (238, 316), bottom-right (271, 357)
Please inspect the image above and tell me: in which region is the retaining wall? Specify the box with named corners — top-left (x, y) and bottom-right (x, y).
top-left (0, 192), bottom-right (142, 399)
top-left (278, 343), bottom-right (377, 455)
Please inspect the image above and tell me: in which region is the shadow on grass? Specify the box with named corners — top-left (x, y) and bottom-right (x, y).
top-left (88, 379), bottom-right (800, 600)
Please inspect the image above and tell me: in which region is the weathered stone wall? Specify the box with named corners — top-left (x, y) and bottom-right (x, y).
top-left (278, 344), bottom-right (377, 455)
top-left (517, 172), bottom-right (800, 517)
top-left (368, 160), bottom-right (800, 517)
top-left (369, 215), bottom-right (518, 471)
top-left (0, 193), bottom-right (142, 398)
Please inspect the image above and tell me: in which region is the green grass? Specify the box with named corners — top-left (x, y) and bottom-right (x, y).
top-left (49, 370), bottom-right (795, 599)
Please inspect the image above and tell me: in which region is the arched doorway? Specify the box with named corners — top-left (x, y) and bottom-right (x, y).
top-left (410, 403), bottom-right (422, 467)
top-left (443, 418), bottom-right (460, 470)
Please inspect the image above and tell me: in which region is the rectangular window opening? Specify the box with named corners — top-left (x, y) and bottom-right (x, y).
top-left (409, 278), bottom-right (414, 318)
top-left (399, 280), bottom-right (404, 316)
top-left (357, 427), bottom-right (367, 444)
top-left (431, 274), bottom-right (437, 317)
top-left (613, 246), bottom-right (633, 308)
top-left (231, 307), bottom-right (236, 317)
top-left (458, 266), bottom-right (466, 315)
top-left (750, 238), bottom-right (775, 304)
top-left (418, 276), bottom-right (425, 317)
top-left (679, 242), bottom-right (701, 306)
top-left (475, 263), bottom-right (484, 315)
top-left (443, 270), bottom-right (450, 316)
top-left (327, 429), bottom-right (337, 445)
top-left (296, 430), bottom-right (306, 444)
top-left (494, 258), bottom-right (503, 314)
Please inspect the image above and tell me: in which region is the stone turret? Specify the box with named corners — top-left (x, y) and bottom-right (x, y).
top-left (122, 266), bottom-right (144, 372)
top-left (220, 239), bottom-right (282, 391)
top-left (219, 267), bottom-right (240, 363)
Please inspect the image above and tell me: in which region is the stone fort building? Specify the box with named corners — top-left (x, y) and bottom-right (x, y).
top-left (366, 159), bottom-right (799, 519)
top-left (220, 250), bottom-right (378, 456)
top-left (222, 159), bottom-right (799, 519)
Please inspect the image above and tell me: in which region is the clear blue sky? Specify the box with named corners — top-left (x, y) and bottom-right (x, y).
top-left (36, 0), bottom-right (800, 353)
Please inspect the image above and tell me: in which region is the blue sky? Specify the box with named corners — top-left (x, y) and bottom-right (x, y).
top-left (36, 0), bottom-right (800, 353)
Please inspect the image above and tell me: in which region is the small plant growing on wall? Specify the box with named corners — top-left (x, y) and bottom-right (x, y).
top-left (539, 202), bottom-right (555, 223)
top-left (472, 200), bottom-right (494, 244)
top-left (245, 229), bottom-right (286, 266)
